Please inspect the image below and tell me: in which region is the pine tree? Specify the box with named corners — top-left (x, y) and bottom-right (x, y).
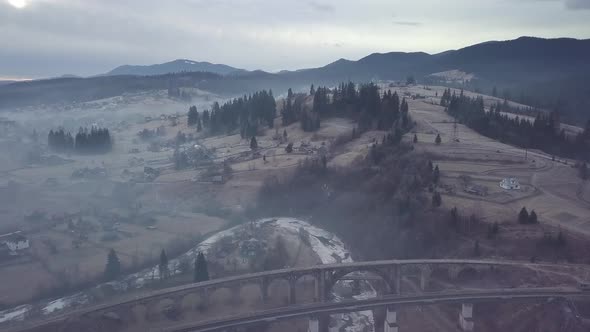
top-left (104, 249), bottom-right (121, 281)
top-left (435, 134), bottom-right (442, 145)
top-left (159, 249), bottom-right (169, 280)
top-left (518, 207), bottom-right (529, 224)
top-left (194, 252), bottom-right (210, 282)
top-left (250, 136), bottom-right (258, 151)
top-left (580, 162), bottom-right (588, 180)
top-left (528, 210), bottom-right (538, 224)
top-left (188, 106), bottom-right (199, 126)
top-left (432, 192), bottom-right (442, 208)
top-left (433, 165), bottom-right (440, 185)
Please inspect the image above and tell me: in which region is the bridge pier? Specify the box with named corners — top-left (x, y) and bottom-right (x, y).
top-left (459, 303), bottom-right (474, 331)
top-left (384, 306), bottom-right (399, 332)
top-left (288, 277), bottom-right (297, 304)
top-left (261, 278), bottom-right (269, 304)
top-left (308, 316), bottom-right (319, 332)
top-left (420, 266), bottom-right (432, 291)
top-left (315, 270), bottom-right (326, 302)
top-left (394, 266), bottom-right (401, 295)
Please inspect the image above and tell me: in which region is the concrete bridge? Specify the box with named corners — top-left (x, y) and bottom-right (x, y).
top-left (8, 259), bottom-right (590, 332)
top-left (168, 287), bottom-right (589, 332)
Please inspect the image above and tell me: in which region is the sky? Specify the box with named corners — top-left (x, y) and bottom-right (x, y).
top-left (0, 0), bottom-right (589, 79)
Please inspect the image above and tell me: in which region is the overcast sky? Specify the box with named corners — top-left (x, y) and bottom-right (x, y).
top-left (1, 0), bottom-right (589, 79)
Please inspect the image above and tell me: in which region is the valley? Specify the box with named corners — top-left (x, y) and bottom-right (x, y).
top-left (1, 81), bottom-right (590, 331)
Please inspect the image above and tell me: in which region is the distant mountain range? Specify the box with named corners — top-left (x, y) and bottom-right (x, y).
top-left (283, 37), bottom-right (590, 84)
top-left (0, 80), bottom-right (17, 87)
top-left (101, 37), bottom-right (590, 87)
top-left (3, 37), bottom-right (590, 123)
top-left (104, 59), bottom-right (246, 76)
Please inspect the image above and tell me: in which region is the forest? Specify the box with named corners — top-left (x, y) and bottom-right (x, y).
top-left (190, 90), bottom-right (276, 138)
top-left (48, 127), bottom-right (113, 154)
top-left (441, 88), bottom-right (590, 161)
top-left (282, 82), bottom-right (411, 133)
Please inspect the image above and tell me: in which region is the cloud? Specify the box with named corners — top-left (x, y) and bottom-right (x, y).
top-left (565, 0), bottom-right (590, 9)
top-left (308, 1), bottom-right (334, 12)
top-left (392, 21), bottom-right (422, 27)
top-left (0, 0), bottom-right (589, 78)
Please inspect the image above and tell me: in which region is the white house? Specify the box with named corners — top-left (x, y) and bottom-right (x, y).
top-left (0, 232), bottom-right (29, 252)
top-left (500, 177), bottom-right (521, 190)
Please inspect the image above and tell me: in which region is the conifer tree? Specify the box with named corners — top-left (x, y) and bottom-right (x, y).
top-left (528, 210), bottom-right (538, 224)
top-left (194, 252), bottom-right (210, 282)
top-left (104, 249), bottom-right (121, 281)
top-left (518, 207), bottom-right (529, 224)
top-left (159, 249), bottom-right (169, 280)
top-left (250, 136), bottom-right (258, 151)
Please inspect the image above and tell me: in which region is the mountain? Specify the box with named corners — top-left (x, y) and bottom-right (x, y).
top-left (104, 59), bottom-right (246, 76)
top-left (280, 37), bottom-right (590, 123)
top-left (0, 80), bottom-right (17, 87)
top-left (2, 37), bottom-right (590, 123)
top-left (287, 37), bottom-right (590, 84)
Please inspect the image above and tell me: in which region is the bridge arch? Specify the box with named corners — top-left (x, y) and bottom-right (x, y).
top-left (293, 273), bottom-right (319, 304)
top-left (180, 292), bottom-right (204, 312)
top-left (266, 277), bottom-right (292, 305)
top-left (237, 281), bottom-right (264, 307)
top-left (129, 303), bottom-right (148, 325)
top-left (326, 267), bottom-right (394, 300)
top-left (208, 286), bottom-right (238, 308)
top-left (147, 297), bottom-right (183, 321)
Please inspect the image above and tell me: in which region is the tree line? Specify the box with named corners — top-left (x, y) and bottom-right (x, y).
top-left (186, 90), bottom-right (276, 138)
top-left (442, 88), bottom-right (590, 161)
top-left (104, 248), bottom-right (210, 283)
top-left (48, 127), bottom-right (113, 154)
top-left (282, 82), bottom-right (411, 133)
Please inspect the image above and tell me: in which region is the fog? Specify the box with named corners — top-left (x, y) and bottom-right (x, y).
top-left (1, 2), bottom-right (590, 331)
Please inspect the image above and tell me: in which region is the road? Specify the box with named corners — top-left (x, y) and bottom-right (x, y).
top-left (166, 288), bottom-right (589, 332)
top-left (6, 259), bottom-right (590, 332)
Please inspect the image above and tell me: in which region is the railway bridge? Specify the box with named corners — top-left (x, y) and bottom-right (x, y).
top-left (8, 259), bottom-right (590, 332)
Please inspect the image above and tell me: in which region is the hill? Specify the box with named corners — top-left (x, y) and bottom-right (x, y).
top-left (288, 37), bottom-right (590, 82)
top-left (104, 59), bottom-right (246, 76)
top-left (283, 37), bottom-right (590, 123)
top-left (2, 37), bottom-right (590, 123)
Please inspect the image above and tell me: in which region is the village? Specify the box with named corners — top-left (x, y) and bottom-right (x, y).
top-left (0, 83), bottom-right (589, 331)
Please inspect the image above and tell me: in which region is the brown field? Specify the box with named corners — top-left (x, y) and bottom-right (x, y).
top-left (385, 85), bottom-right (590, 237)
top-left (1, 84), bottom-right (589, 321)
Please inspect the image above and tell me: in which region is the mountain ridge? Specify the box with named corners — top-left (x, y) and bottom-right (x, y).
top-left (104, 59), bottom-right (247, 76)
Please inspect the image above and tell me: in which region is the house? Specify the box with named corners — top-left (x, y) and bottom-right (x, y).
top-left (0, 231), bottom-right (30, 252)
top-left (500, 177), bottom-right (521, 190)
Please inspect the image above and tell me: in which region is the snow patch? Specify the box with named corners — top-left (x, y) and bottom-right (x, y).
top-left (0, 305), bottom-right (31, 323)
top-left (0, 217), bottom-right (376, 331)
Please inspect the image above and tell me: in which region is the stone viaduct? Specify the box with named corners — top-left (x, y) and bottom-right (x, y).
top-left (7, 259), bottom-right (590, 332)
